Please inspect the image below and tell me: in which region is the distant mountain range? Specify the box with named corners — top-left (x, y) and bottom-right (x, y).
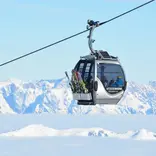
top-left (0, 78), bottom-right (156, 115)
top-left (1, 124), bottom-right (156, 141)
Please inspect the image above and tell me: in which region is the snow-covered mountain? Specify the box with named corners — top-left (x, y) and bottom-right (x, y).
top-left (0, 77), bottom-right (156, 115)
top-left (1, 124), bottom-right (156, 141)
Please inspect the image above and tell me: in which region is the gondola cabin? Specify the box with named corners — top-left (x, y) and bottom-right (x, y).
top-left (70, 51), bottom-right (127, 105)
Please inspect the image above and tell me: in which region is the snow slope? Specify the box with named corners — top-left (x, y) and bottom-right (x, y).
top-left (0, 94), bottom-right (15, 114)
top-left (0, 78), bottom-right (156, 115)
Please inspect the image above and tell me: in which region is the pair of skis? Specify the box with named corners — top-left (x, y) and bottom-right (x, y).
top-left (65, 71), bottom-right (75, 92)
top-left (65, 71), bottom-right (88, 93)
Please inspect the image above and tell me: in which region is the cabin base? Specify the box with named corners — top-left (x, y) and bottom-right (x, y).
top-left (72, 93), bottom-right (92, 100)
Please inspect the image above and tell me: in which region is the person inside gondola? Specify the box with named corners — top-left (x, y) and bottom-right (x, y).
top-left (110, 76), bottom-right (124, 87)
top-left (109, 79), bottom-right (115, 87)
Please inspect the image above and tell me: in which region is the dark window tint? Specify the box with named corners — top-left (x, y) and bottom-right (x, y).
top-left (74, 61), bottom-right (93, 81)
top-left (78, 63), bottom-right (85, 74)
top-left (84, 63), bottom-right (91, 80)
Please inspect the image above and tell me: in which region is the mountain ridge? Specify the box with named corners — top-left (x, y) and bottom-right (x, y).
top-left (0, 78), bottom-right (156, 115)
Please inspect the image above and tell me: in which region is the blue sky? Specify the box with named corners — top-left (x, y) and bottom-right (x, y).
top-left (0, 0), bottom-right (155, 84)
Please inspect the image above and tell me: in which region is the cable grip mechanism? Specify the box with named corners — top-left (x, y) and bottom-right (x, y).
top-left (87, 20), bottom-right (100, 55)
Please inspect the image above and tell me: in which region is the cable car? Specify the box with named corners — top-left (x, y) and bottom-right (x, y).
top-left (65, 20), bottom-right (127, 105)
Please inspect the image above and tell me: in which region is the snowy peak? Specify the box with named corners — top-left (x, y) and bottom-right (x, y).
top-left (131, 129), bottom-right (156, 140)
top-left (149, 81), bottom-right (156, 88)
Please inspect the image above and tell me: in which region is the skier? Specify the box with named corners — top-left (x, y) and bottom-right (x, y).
top-left (110, 76), bottom-right (124, 87)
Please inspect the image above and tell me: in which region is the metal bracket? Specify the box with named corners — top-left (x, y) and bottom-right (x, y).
top-left (87, 20), bottom-right (100, 55)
